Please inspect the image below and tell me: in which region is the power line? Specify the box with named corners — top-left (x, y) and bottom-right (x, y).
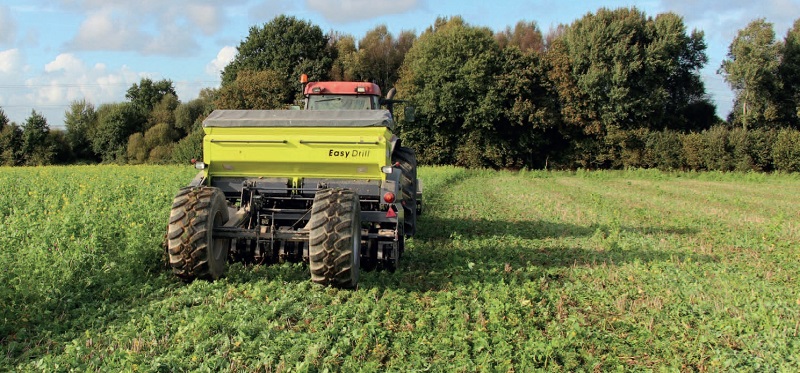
top-left (0, 104), bottom-right (73, 108)
top-left (0, 81), bottom-right (220, 89)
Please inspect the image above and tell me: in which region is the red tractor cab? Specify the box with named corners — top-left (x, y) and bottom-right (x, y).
top-left (301, 74), bottom-right (394, 111)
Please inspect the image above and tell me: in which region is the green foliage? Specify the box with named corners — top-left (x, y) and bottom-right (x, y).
top-left (171, 129), bottom-right (204, 164)
top-left (0, 121), bottom-right (23, 166)
top-left (350, 25), bottom-right (415, 91)
top-left (727, 127), bottom-right (779, 172)
top-left (0, 108), bottom-right (8, 130)
top-left (771, 128), bottom-right (800, 171)
top-left (47, 129), bottom-right (74, 164)
top-left (701, 125), bottom-right (735, 171)
top-left (575, 126), bottom-right (799, 172)
top-left (495, 20), bottom-right (545, 53)
top-left (2, 166), bottom-right (799, 371)
top-left (148, 144), bottom-right (174, 164)
top-left (92, 103), bottom-right (145, 162)
top-left (779, 19), bottom-right (800, 127)
top-left (553, 8), bottom-right (711, 136)
top-left (720, 19), bottom-right (783, 129)
top-left (126, 78), bottom-right (178, 114)
top-left (127, 123), bottom-right (179, 164)
top-left (650, 13), bottom-right (715, 132)
top-left (680, 132), bottom-right (705, 170)
top-left (147, 93), bottom-right (179, 130)
top-left (397, 16), bottom-right (510, 166)
top-left (644, 130), bottom-right (683, 170)
top-left (481, 47), bottom-right (561, 168)
top-left (5, 11), bottom-right (799, 172)
top-left (21, 110), bottom-right (54, 166)
top-left (746, 128), bottom-right (778, 171)
top-left (126, 133), bottom-right (147, 164)
top-left (175, 95), bottom-right (213, 135)
top-left (64, 99), bottom-right (98, 162)
top-left (328, 33), bottom-right (358, 81)
top-left (221, 15), bottom-right (332, 104)
top-left (143, 122), bottom-right (178, 150)
top-left (215, 69), bottom-right (287, 110)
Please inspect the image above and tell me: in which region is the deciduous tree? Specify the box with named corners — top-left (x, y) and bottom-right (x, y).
top-left (779, 19), bottom-right (800, 127)
top-left (92, 103), bottom-right (145, 162)
top-left (126, 78), bottom-right (177, 115)
top-left (397, 17), bottom-right (503, 165)
top-left (21, 110), bottom-right (54, 165)
top-left (64, 99), bottom-right (98, 161)
top-left (215, 69), bottom-right (287, 110)
top-left (329, 32), bottom-right (358, 81)
top-left (546, 8), bottom-right (713, 166)
top-left (221, 15), bottom-right (332, 104)
top-left (495, 20), bottom-right (545, 54)
top-left (0, 109), bottom-right (22, 166)
top-left (352, 25), bottom-right (416, 90)
top-left (719, 19), bottom-right (782, 129)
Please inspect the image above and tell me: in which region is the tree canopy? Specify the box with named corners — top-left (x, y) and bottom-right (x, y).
top-left (221, 15), bottom-right (333, 104)
top-left (779, 19), bottom-right (800, 127)
top-left (215, 69), bottom-right (287, 110)
top-left (126, 78), bottom-right (177, 114)
top-left (720, 19), bottom-right (782, 129)
top-left (21, 110), bottom-right (54, 166)
top-left (7, 9), bottom-right (800, 171)
top-left (351, 25), bottom-right (416, 91)
top-left (64, 99), bottom-right (98, 161)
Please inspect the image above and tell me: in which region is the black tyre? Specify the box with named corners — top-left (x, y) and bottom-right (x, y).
top-left (166, 187), bottom-right (230, 281)
top-left (308, 188), bottom-right (361, 288)
top-left (392, 146), bottom-right (417, 237)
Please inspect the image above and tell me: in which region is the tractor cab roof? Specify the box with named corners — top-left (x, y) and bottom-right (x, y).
top-left (304, 81), bottom-right (381, 96)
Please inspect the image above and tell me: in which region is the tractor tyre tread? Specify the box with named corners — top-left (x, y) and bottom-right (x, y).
top-left (308, 188), bottom-right (361, 289)
top-left (166, 186), bottom-right (229, 281)
top-left (393, 146), bottom-right (417, 237)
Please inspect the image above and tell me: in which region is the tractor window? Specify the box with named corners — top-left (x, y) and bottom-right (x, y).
top-left (307, 95), bottom-right (375, 110)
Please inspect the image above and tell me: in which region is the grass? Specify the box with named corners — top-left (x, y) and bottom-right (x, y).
top-left (1, 165), bottom-right (798, 371)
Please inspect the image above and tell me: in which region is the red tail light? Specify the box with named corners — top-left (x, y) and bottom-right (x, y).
top-left (383, 192), bottom-right (395, 203)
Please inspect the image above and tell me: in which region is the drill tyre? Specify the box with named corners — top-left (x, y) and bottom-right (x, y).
top-left (309, 189), bottom-right (361, 289)
top-left (393, 146), bottom-right (417, 237)
top-left (167, 187), bottom-right (230, 281)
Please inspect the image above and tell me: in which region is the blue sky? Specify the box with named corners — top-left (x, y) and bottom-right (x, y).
top-left (1, 0), bottom-right (799, 128)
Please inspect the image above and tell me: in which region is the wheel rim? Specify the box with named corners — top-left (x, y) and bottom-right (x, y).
top-left (351, 200), bottom-right (361, 284)
top-left (209, 210), bottom-right (229, 278)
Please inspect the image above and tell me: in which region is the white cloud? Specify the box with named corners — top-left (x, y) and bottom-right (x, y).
top-left (306, 0), bottom-right (420, 23)
top-left (61, 1), bottom-right (228, 56)
top-left (30, 55), bottom-right (142, 107)
top-left (0, 48), bottom-right (23, 74)
top-left (185, 4), bottom-right (221, 35)
top-left (0, 53), bottom-right (146, 127)
top-left (659, 0), bottom-right (800, 41)
top-left (144, 24), bottom-right (200, 56)
top-left (206, 46), bottom-right (237, 76)
top-left (654, 0), bottom-right (800, 117)
top-left (69, 9), bottom-right (145, 51)
top-left (0, 5), bottom-right (16, 45)
top-left (44, 53), bottom-right (86, 73)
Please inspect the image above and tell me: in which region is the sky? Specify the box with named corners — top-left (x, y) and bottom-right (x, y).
top-left (1, 0), bottom-right (799, 128)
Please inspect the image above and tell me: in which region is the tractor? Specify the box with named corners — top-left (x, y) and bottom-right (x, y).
top-left (165, 78), bottom-right (419, 288)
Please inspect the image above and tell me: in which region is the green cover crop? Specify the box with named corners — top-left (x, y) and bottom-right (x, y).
top-left (1, 166), bottom-right (798, 371)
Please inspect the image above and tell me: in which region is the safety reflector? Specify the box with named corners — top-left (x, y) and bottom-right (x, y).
top-left (386, 207), bottom-right (397, 218)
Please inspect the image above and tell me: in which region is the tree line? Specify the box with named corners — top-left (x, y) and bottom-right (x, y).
top-left (1, 8), bottom-right (799, 171)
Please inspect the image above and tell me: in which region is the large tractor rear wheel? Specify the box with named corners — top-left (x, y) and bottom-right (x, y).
top-left (308, 188), bottom-right (361, 288)
top-left (167, 187), bottom-right (230, 281)
top-left (393, 146), bottom-right (417, 237)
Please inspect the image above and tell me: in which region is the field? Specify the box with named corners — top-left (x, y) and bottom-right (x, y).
top-left (1, 165), bottom-right (799, 371)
